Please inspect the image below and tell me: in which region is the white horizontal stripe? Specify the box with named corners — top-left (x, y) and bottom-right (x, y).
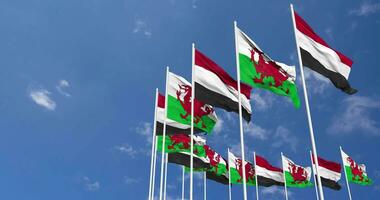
top-left (157, 107), bottom-right (191, 129)
top-left (313, 164), bottom-right (341, 182)
top-left (296, 30), bottom-right (351, 79)
top-left (256, 165), bottom-right (284, 183)
top-left (194, 65), bottom-right (252, 113)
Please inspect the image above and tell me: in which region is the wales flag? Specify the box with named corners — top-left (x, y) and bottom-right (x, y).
top-left (282, 154), bottom-right (313, 188)
top-left (167, 71), bottom-right (218, 133)
top-left (228, 151), bottom-right (256, 186)
top-left (341, 148), bottom-right (373, 186)
top-left (235, 26), bottom-right (300, 108)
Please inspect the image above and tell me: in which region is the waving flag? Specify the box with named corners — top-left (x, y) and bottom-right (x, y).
top-left (294, 11), bottom-right (357, 94)
top-left (236, 27), bottom-right (300, 108)
top-left (341, 149), bottom-right (373, 186)
top-left (194, 49), bottom-right (252, 122)
top-left (282, 155), bottom-right (313, 188)
top-left (167, 72), bottom-right (218, 133)
top-left (228, 151), bottom-right (256, 186)
top-left (312, 155), bottom-right (342, 190)
top-left (255, 154), bottom-right (284, 187)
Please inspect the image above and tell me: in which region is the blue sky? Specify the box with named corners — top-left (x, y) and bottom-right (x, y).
top-left (0, 0), bottom-right (379, 199)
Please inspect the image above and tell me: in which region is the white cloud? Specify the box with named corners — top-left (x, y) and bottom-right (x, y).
top-left (328, 96), bottom-right (380, 135)
top-left (303, 67), bottom-right (330, 95)
top-left (213, 118), bottom-right (224, 134)
top-left (115, 143), bottom-right (138, 158)
top-left (136, 122), bottom-right (153, 143)
top-left (244, 122), bottom-right (269, 140)
top-left (350, 1), bottom-right (380, 16)
top-left (325, 28), bottom-right (333, 40)
top-left (29, 88), bottom-right (56, 111)
top-left (133, 19), bottom-right (152, 37)
top-left (83, 176), bottom-right (100, 191)
top-left (261, 186), bottom-right (292, 197)
top-left (191, 0), bottom-right (197, 9)
top-left (124, 177), bottom-right (141, 184)
top-left (56, 79), bottom-right (71, 97)
top-left (272, 126), bottom-right (298, 152)
top-left (251, 90), bottom-right (275, 111)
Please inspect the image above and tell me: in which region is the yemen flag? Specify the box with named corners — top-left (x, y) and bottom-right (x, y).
top-left (194, 49), bottom-right (252, 122)
top-left (312, 156), bottom-right (342, 190)
top-left (236, 27), bottom-right (300, 108)
top-left (293, 11), bottom-right (357, 94)
top-left (282, 155), bottom-right (313, 188)
top-left (255, 154), bottom-right (284, 187)
top-left (167, 72), bottom-right (218, 134)
top-left (341, 149), bottom-right (373, 186)
top-left (228, 151), bottom-right (256, 186)
top-left (156, 93), bottom-right (202, 135)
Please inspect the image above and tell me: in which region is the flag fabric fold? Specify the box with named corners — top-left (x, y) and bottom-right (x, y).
top-left (228, 151), bottom-right (256, 186)
top-left (194, 49), bottom-right (252, 122)
top-left (294, 11), bottom-right (357, 94)
top-left (312, 156), bottom-right (342, 190)
top-left (255, 154), bottom-right (284, 187)
top-left (341, 149), bottom-right (373, 186)
top-left (236, 27), bottom-right (300, 108)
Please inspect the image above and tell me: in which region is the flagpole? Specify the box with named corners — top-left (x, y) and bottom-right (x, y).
top-left (152, 133), bottom-right (158, 200)
top-left (340, 146), bottom-right (352, 200)
top-left (204, 172), bottom-right (207, 200)
top-left (228, 148), bottom-right (232, 200)
top-left (148, 89), bottom-right (159, 200)
top-left (234, 20), bottom-right (248, 200)
top-left (159, 67), bottom-right (170, 200)
top-left (163, 153), bottom-right (168, 200)
top-left (190, 43), bottom-right (195, 200)
top-left (290, 4), bottom-right (324, 200)
top-left (182, 166), bottom-right (185, 200)
top-left (253, 151), bottom-right (259, 200)
top-left (281, 153), bottom-right (289, 200)
top-left (309, 151), bottom-right (319, 200)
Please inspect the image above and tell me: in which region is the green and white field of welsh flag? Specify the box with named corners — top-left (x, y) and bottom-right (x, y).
top-left (167, 72), bottom-right (218, 133)
top-left (228, 151), bottom-right (256, 186)
top-left (236, 27), bottom-right (300, 108)
top-left (341, 149), bottom-right (373, 186)
top-left (282, 155), bottom-right (313, 188)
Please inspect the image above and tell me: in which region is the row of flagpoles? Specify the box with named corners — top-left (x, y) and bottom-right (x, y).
top-left (146, 4), bottom-right (370, 200)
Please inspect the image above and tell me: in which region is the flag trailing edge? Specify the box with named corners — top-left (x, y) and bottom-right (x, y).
top-left (340, 149), bottom-right (373, 186)
top-left (228, 151), bottom-right (256, 186)
top-left (312, 155), bottom-right (342, 190)
top-left (236, 27), bottom-right (301, 108)
top-left (282, 154), bottom-right (313, 188)
top-left (255, 154), bottom-right (284, 187)
top-left (194, 48), bottom-right (252, 122)
top-left (166, 72), bottom-right (218, 134)
top-left (294, 11), bottom-right (357, 94)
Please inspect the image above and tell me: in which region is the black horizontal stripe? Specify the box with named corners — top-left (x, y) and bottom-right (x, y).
top-left (300, 48), bottom-right (357, 95)
top-left (156, 122), bottom-right (203, 135)
top-left (195, 83), bottom-right (251, 122)
top-left (316, 176), bottom-right (342, 190)
top-left (168, 153), bottom-right (210, 169)
top-left (257, 176), bottom-right (284, 187)
top-left (206, 172), bottom-right (229, 185)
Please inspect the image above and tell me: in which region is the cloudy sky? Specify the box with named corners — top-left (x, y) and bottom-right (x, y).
top-left (0, 0), bottom-right (379, 199)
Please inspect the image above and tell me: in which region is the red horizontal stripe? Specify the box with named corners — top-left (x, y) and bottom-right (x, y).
top-left (195, 49), bottom-right (252, 98)
top-left (255, 155), bottom-right (282, 172)
top-left (312, 155), bottom-right (341, 173)
top-left (158, 93), bottom-right (165, 108)
top-left (294, 11), bottom-right (353, 67)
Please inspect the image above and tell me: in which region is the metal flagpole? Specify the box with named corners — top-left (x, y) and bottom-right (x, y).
top-left (309, 150), bottom-right (319, 200)
top-left (190, 43), bottom-right (195, 200)
top-left (204, 172), bottom-right (207, 200)
top-left (290, 4), bottom-right (325, 200)
top-left (253, 152), bottom-right (259, 200)
top-left (281, 153), bottom-right (289, 200)
top-left (163, 153), bottom-right (168, 200)
top-left (340, 146), bottom-right (353, 200)
top-left (159, 67), bottom-right (170, 200)
top-left (234, 20), bottom-right (248, 200)
top-left (152, 132), bottom-right (158, 200)
top-left (182, 166), bottom-right (185, 200)
top-left (228, 148), bottom-right (232, 200)
top-left (148, 89), bottom-right (159, 200)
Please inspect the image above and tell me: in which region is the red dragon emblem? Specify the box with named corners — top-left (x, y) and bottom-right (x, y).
top-left (235, 158), bottom-right (255, 183)
top-left (347, 157), bottom-right (368, 182)
top-left (288, 162), bottom-right (308, 184)
top-left (167, 134), bottom-right (198, 155)
top-left (250, 47), bottom-right (290, 91)
top-left (204, 145), bottom-right (221, 174)
top-left (176, 84), bottom-right (214, 128)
